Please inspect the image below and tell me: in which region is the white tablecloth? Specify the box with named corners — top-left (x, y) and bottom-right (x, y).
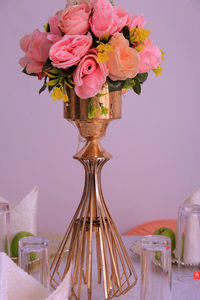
top-left (71, 236), bottom-right (200, 300)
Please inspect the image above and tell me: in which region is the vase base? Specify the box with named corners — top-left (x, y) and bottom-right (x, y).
top-left (50, 156), bottom-right (137, 300)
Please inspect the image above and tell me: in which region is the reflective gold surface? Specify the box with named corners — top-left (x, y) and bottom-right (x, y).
top-left (64, 83), bottom-right (121, 121)
top-left (50, 87), bottom-right (138, 300)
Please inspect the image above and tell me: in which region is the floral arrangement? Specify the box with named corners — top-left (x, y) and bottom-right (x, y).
top-left (19, 0), bottom-right (164, 118)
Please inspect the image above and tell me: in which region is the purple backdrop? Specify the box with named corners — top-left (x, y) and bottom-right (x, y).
top-left (0, 0), bottom-right (200, 235)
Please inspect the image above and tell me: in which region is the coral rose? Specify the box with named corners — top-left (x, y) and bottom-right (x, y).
top-left (107, 32), bottom-right (140, 81)
top-left (128, 15), bottom-right (146, 30)
top-left (58, 0), bottom-right (91, 35)
top-left (139, 39), bottom-right (162, 73)
top-left (90, 0), bottom-right (114, 38)
top-left (73, 49), bottom-right (108, 98)
top-left (19, 29), bottom-right (61, 74)
top-left (49, 33), bottom-right (92, 69)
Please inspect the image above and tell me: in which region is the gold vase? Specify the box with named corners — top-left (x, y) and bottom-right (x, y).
top-left (50, 84), bottom-right (138, 300)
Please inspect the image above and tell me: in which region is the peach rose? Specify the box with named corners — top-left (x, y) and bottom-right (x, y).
top-left (139, 39), bottom-right (162, 73)
top-left (90, 0), bottom-right (114, 38)
top-left (49, 33), bottom-right (92, 69)
top-left (107, 32), bottom-right (140, 81)
top-left (19, 29), bottom-right (61, 74)
top-left (128, 15), bottom-right (146, 30)
top-left (73, 49), bottom-right (108, 98)
top-left (58, 0), bottom-right (91, 35)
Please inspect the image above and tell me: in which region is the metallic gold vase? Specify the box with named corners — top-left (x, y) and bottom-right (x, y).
top-left (50, 84), bottom-right (138, 300)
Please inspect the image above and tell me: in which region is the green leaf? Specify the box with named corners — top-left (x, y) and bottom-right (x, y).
top-left (132, 79), bottom-right (141, 95)
top-left (39, 84), bottom-right (47, 94)
top-left (46, 78), bottom-right (59, 86)
top-left (42, 58), bottom-right (52, 72)
top-left (48, 85), bottom-right (54, 93)
top-left (108, 78), bottom-right (124, 92)
top-left (88, 111), bottom-right (94, 119)
top-left (96, 93), bottom-right (108, 97)
top-left (135, 73), bottom-right (148, 84)
top-left (39, 76), bottom-right (47, 94)
top-left (61, 66), bottom-right (76, 77)
top-left (120, 26), bottom-right (130, 42)
top-left (64, 79), bottom-right (73, 88)
top-left (22, 67), bottom-right (38, 77)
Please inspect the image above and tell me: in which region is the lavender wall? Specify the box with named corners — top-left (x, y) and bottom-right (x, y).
top-left (0, 0), bottom-right (200, 235)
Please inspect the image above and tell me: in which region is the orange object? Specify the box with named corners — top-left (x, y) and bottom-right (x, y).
top-left (125, 219), bottom-right (177, 236)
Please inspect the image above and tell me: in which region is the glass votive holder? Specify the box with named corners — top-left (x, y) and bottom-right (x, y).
top-left (140, 235), bottom-right (172, 300)
top-left (19, 236), bottom-right (50, 289)
top-left (0, 203), bottom-right (10, 256)
top-left (176, 203), bottom-right (200, 281)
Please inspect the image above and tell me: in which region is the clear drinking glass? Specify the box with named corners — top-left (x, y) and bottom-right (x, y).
top-left (176, 204), bottom-right (200, 281)
top-left (0, 203), bottom-right (10, 256)
top-left (19, 236), bottom-right (50, 289)
top-left (140, 235), bottom-right (172, 300)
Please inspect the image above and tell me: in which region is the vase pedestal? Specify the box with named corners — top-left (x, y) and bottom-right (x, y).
top-left (50, 85), bottom-right (138, 300)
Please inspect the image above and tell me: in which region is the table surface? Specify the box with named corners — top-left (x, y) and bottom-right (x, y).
top-left (68, 236), bottom-right (200, 300)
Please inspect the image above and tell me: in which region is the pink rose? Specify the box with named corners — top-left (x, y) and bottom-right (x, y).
top-left (90, 0), bottom-right (114, 38)
top-left (49, 33), bottom-right (92, 69)
top-left (48, 15), bottom-right (62, 35)
top-left (107, 32), bottom-right (140, 81)
top-left (73, 49), bottom-right (108, 98)
top-left (128, 15), bottom-right (146, 30)
top-left (138, 39), bottom-right (162, 73)
top-left (58, 0), bottom-right (91, 35)
top-left (19, 29), bottom-right (61, 74)
top-left (110, 6), bottom-right (130, 35)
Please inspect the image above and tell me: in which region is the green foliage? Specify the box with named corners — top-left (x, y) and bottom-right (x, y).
top-left (99, 102), bottom-right (109, 116)
top-left (39, 65), bottom-right (75, 96)
top-left (108, 78), bottom-right (124, 92)
top-left (120, 26), bottom-right (131, 46)
top-left (88, 97), bottom-right (109, 119)
top-left (131, 73), bottom-right (148, 95)
top-left (132, 78), bottom-right (141, 95)
top-left (22, 67), bottom-right (38, 77)
top-left (42, 58), bottom-right (52, 72)
top-left (39, 76), bottom-right (47, 94)
top-left (135, 72), bottom-right (148, 84)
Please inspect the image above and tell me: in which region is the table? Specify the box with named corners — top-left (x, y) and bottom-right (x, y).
top-left (70, 236), bottom-right (200, 300)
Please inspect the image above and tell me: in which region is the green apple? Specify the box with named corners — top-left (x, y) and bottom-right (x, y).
top-left (11, 231), bottom-right (34, 258)
top-left (153, 227), bottom-right (176, 252)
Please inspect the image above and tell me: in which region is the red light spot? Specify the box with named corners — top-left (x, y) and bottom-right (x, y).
top-left (193, 272), bottom-right (200, 279)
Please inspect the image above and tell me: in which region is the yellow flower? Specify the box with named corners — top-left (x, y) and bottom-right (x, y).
top-left (97, 42), bottom-right (113, 63)
top-left (43, 23), bottom-right (49, 32)
top-left (62, 92), bottom-right (69, 103)
top-left (130, 27), bottom-right (150, 52)
top-left (153, 49), bottom-right (165, 76)
top-left (131, 27), bottom-right (150, 44)
top-left (51, 87), bottom-right (62, 101)
top-left (152, 65), bottom-right (162, 76)
top-left (51, 87), bottom-right (69, 102)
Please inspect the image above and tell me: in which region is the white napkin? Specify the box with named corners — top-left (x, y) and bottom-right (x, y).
top-left (183, 189), bottom-right (200, 264)
top-left (184, 189), bottom-right (200, 205)
top-left (0, 252), bottom-right (71, 300)
top-left (0, 186), bottom-right (38, 240)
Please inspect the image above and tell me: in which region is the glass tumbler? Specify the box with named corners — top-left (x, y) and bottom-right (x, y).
top-left (19, 236), bottom-right (50, 289)
top-left (0, 203), bottom-right (10, 255)
top-left (140, 235), bottom-right (172, 300)
top-left (176, 204), bottom-right (200, 280)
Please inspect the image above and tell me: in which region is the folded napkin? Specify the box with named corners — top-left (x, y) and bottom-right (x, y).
top-left (0, 252), bottom-right (71, 300)
top-left (175, 189), bottom-right (200, 264)
top-left (183, 189), bottom-right (200, 264)
top-left (0, 186), bottom-right (38, 240)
